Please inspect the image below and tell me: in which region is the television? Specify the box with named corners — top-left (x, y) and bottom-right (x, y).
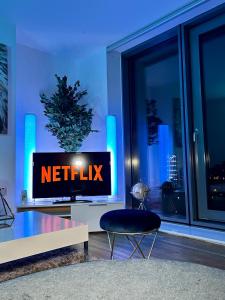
top-left (32, 152), bottom-right (111, 201)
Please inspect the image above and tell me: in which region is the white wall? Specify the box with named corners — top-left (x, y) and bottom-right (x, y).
top-left (0, 20), bottom-right (16, 210)
top-left (16, 44), bottom-right (57, 203)
top-left (16, 45), bottom-right (108, 203)
top-left (54, 47), bottom-right (108, 152)
top-left (107, 50), bottom-right (124, 200)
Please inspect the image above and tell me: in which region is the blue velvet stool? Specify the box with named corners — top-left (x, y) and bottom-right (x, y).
top-left (100, 209), bottom-right (161, 259)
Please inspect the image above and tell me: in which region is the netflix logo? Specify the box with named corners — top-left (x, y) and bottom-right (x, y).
top-left (41, 165), bottom-right (103, 183)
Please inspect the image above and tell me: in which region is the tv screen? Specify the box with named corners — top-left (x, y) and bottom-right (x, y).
top-left (32, 152), bottom-right (111, 199)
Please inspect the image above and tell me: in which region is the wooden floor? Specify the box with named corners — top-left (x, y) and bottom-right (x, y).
top-left (88, 231), bottom-right (225, 270)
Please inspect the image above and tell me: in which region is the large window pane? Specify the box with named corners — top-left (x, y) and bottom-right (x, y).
top-left (133, 39), bottom-right (187, 221)
top-left (200, 26), bottom-right (225, 212)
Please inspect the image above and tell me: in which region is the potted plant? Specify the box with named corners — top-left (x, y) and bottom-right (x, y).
top-left (40, 75), bottom-right (97, 151)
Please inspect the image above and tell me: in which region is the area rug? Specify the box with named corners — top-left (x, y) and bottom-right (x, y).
top-left (0, 258), bottom-right (225, 300)
top-left (0, 246), bottom-right (84, 283)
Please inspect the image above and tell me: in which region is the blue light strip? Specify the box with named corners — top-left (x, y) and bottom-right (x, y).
top-left (158, 125), bottom-right (172, 184)
top-left (24, 114), bottom-right (36, 200)
top-left (106, 115), bottom-right (117, 196)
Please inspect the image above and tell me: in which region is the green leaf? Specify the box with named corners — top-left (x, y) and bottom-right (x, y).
top-left (40, 74), bottom-right (98, 151)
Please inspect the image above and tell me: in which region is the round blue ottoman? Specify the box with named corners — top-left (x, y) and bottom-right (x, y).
top-left (100, 209), bottom-right (161, 259)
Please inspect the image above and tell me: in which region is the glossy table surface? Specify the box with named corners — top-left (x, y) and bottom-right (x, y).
top-left (0, 211), bottom-right (85, 243)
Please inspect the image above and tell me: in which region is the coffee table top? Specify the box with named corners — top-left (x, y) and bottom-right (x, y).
top-left (0, 211), bottom-right (86, 243)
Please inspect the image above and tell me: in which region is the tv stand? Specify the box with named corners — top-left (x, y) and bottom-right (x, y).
top-left (52, 199), bottom-right (93, 204)
top-left (17, 197), bottom-right (124, 231)
top-left (53, 194), bottom-right (93, 204)
top-left (70, 194), bottom-right (78, 202)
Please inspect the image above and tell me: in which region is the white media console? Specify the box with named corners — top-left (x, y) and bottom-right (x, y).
top-left (17, 197), bottom-right (124, 232)
top-left (71, 201), bottom-right (123, 231)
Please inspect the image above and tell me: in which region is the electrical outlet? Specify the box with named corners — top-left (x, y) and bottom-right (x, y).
top-left (0, 187), bottom-right (7, 196)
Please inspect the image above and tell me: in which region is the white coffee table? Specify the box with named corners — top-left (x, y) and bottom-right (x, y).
top-left (0, 211), bottom-right (88, 264)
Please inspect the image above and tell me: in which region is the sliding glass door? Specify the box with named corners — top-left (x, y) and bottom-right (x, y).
top-left (129, 36), bottom-right (188, 222)
top-left (123, 7), bottom-right (225, 227)
top-left (190, 14), bottom-right (225, 222)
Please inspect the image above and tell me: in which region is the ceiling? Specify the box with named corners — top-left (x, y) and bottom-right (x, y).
top-left (0, 0), bottom-right (192, 53)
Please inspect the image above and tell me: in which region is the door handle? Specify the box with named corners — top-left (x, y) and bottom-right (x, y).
top-left (193, 128), bottom-right (199, 143)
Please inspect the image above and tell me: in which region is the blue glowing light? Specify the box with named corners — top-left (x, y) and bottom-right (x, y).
top-left (24, 114), bottom-right (36, 200)
top-left (23, 211), bottom-right (34, 237)
top-left (158, 125), bottom-right (172, 184)
top-left (106, 115), bottom-right (117, 196)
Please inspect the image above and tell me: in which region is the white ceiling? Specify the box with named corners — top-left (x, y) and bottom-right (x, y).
top-left (0, 0), bottom-right (192, 53)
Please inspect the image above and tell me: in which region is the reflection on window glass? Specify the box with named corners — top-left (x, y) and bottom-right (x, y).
top-left (134, 40), bottom-right (187, 220)
top-left (200, 27), bottom-right (225, 211)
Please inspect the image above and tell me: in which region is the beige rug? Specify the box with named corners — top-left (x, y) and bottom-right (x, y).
top-left (0, 246), bottom-right (84, 283)
top-left (1, 258), bottom-right (225, 300)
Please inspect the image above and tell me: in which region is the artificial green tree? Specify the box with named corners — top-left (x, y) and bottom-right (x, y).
top-left (40, 75), bottom-right (97, 152)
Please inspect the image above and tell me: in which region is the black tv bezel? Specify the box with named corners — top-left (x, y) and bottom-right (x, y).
top-left (32, 151), bottom-right (111, 199)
